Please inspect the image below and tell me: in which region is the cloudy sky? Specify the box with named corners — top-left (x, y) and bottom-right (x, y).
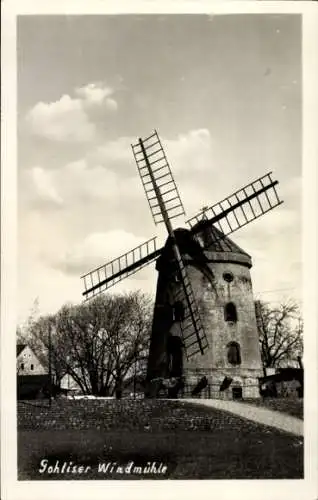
top-left (17, 14), bottom-right (302, 324)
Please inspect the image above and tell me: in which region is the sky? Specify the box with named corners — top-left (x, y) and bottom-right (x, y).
top-left (17, 13), bottom-right (302, 324)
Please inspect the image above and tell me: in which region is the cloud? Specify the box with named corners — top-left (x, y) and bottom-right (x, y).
top-left (91, 136), bottom-right (134, 166)
top-left (62, 160), bottom-right (119, 202)
top-left (165, 129), bottom-right (213, 172)
top-left (281, 175), bottom-right (301, 210)
top-left (54, 230), bottom-right (149, 276)
top-left (20, 166), bottom-right (64, 209)
top-left (90, 129), bottom-right (212, 179)
top-left (229, 176), bottom-right (301, 278)
top-left (32, 167), bottom-right (63, 205)
top-left (23, 159), bottom-right (145, 213)
top-left (26, 94), bottom-right (96, 142)
top-left (231, 185), bottom-right (301, 305)
top-left (18, 129), bottom-right (301, 322)
top-left (18, 244), bottom-right (156, 324)
top-left (75, 82), bottom-right (118, 111)
top-left (26, 82), bottom-right (118, 143)
top-left (21, 128), bottom-right (213, 213)
top-left (149, 129), bottom-right (215, 216)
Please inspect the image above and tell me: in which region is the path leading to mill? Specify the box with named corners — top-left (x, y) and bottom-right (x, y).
top-left (182, 399), bottom-right (303, 436)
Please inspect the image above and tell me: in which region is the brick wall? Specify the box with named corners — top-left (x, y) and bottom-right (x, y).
top-left (17, 399), bottom-right (237, 432)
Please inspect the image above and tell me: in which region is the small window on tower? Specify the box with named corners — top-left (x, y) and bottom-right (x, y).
top-left (227, 342), bottom-right (241, 365)
top-left (31, 364), bottom-right (34, 371)
top-left (223, 272), bottom-right (234, 283)
top-left (224, 302), bottom-right (238, 322)
top-left (20, 363), bottom-right (24, 370)
top-left (196, 235), bottom-right (205, 248)
top-left (173, 301), bottom-right (185, 322)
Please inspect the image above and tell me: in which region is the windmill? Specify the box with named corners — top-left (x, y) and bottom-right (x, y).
top-left (81, 130), bottom-right (283, 398)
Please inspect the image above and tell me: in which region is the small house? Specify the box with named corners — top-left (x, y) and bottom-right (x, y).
top-left (16, 344), bottom-right (46, 375)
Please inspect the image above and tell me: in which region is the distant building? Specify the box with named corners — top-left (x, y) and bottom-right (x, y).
top-left (17, 344), bottom-right (49, 399)
top-left (16, 344), bottom-right (46, 375)
top-left (60, 371), bottom-right (82, 394)
top-left (259, 367), bottom-right (303, 398)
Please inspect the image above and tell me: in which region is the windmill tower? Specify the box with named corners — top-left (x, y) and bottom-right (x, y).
top-left (81, 130), bottom-right (283, 399)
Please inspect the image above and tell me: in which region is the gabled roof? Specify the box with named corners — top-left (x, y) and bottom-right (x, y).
top-left (17, 344), bottom-right (27, 356)
top-left (16, 344), bottom-right (46, 368)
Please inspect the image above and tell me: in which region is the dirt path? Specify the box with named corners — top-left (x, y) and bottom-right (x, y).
top-left (182, 399), bottom-right (303, 436)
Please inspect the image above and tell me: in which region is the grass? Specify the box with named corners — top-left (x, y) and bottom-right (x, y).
top-left (242, 398), bottom-right (304, 420)
top-left (18, 400), bottom-right (303, 480)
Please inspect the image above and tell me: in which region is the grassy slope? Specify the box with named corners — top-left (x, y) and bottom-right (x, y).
top-left (18, 400), bottom-right (303, 480)
top-left (242, 398), bottom-right (304, 420)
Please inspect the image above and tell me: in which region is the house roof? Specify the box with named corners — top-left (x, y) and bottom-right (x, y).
top-left (17, 344), bottom-right (27, 356)
top-left (16, 344), bottom-right (46, 370)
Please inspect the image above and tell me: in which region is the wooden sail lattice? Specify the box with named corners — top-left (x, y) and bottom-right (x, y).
top-left (173, 256), bottom-right (209, 359)
top-left (81, 237), bottom-right (159, 300)
top-left (131, 130), bottom-right (185, 225)
top-left (81, 170), bottom-right (282, 301)
top-left (187, 172), bottom-right (282, 239)
top-left (80, 132), bottom-right (283, 362)
top-left (132, 131), bottom-right (209, 358)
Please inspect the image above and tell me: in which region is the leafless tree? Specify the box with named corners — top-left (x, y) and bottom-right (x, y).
top-left (18, 291), bottom-right (152, 396)
top-left (255, 300), bottom-right (303, 369)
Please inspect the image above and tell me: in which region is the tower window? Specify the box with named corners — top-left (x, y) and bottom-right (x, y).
top-left (173, 301), bottom-right (185, 322)
top-left (224, 302), bottom-right (238, 322)
top-left (227, 342), bottom-right (241, 365)
top-left (30, 364), bottom-right (34, 371)
top-left (223, 272), bottom-right (234, 283)
top-left (20, 363), bottom-right (24, 370)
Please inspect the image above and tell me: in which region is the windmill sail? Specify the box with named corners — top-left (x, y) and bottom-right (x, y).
top-left (81, 130), bottom-right (283, 362)
top-left (173, 256), bottom-right (209, 359)
top-left (186, 172), bottom-right (283, 240)
top-left (132, 131), bottom-right (209, 358)
top-left (81, 170), bottom-right (282, 302)
top-left (132, 130), bottom-right (185, 225)
top-left (81, 237), bottom-right (159, 300)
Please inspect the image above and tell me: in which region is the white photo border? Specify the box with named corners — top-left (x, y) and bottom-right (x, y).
top-left (1, 2), bottom-right (317, 500)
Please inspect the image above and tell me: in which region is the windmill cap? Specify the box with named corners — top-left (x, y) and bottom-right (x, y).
top-left (156, 225), bottom-right (252, 271)
top-left (191, 223), bottom-right (252, 268)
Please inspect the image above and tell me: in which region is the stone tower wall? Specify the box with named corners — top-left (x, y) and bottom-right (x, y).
top-left (183, 251), bottom-right (263, 399)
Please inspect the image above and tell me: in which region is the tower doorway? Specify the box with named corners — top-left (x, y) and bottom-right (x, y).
top-left (167, 335), bottom-right (183, 378)
top-left (232, 386), bottom-right (243, 400)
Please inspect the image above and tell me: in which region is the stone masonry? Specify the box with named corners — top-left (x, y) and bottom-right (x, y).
top-left (146, 224), bottom-right (263, 399)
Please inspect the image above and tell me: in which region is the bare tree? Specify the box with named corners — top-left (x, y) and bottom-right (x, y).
top-left (18, 291), bottom-right (152, 396)
top-left (255, 300), bottom-right (303, 369)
